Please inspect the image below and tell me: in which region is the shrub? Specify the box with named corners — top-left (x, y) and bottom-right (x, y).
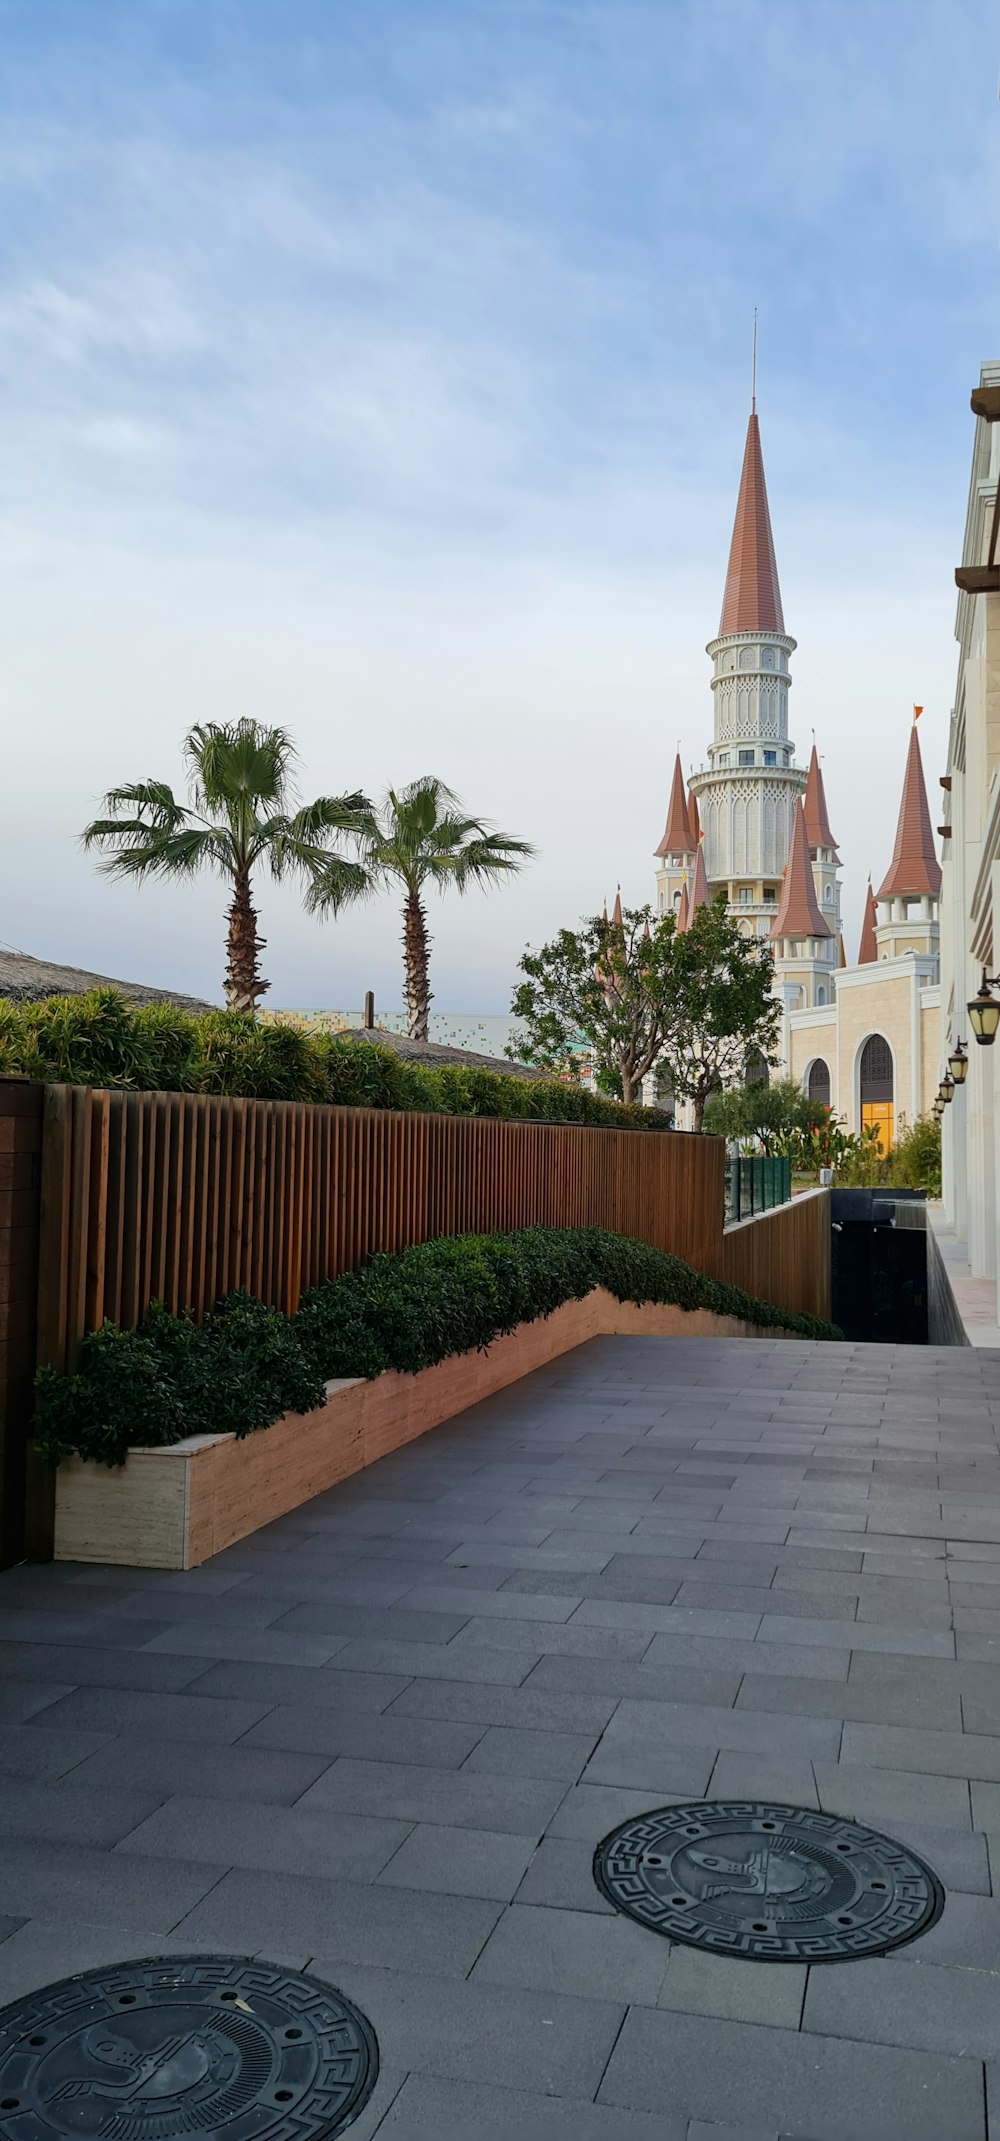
top-left (35, 1227), bottom-right (841, 1466)
top-left (0, 988), bottom-right (671, 1130)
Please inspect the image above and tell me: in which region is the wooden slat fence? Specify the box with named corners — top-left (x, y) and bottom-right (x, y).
top-left (36, 1085), bottom-right (730, 1374)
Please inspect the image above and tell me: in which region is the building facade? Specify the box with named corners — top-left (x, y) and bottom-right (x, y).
top-left (939, 363), bottom-right (1000, 1290)
top-left (653, 400), bottom-right (942, 1143)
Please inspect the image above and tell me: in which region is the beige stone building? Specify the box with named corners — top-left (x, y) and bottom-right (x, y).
top-left (653, 399), bottom-right (943, 1146)
top-left (939, 363), bottom-right (1000, 1290)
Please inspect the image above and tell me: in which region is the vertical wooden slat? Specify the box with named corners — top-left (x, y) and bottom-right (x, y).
top-left (84, 1090), bottom-right (110, 1333)
top-left (64, 1087), bottom-right (94, 1370)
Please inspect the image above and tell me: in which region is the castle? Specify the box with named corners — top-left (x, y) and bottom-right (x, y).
top-left (653, 399), bottom-right (943, 1147)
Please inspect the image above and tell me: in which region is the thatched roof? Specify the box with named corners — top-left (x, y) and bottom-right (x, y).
top-left (0, 948), bottom-right (214, 1016)
top-left (335, 1025), bottom-right (548, 1082)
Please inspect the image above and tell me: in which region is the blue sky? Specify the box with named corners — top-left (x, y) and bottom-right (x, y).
top-left (0, 0), bottom-right (996, 1009)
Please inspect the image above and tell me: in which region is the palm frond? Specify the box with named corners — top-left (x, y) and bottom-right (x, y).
top-left (185, 720), bottom-right (297, 818)
top-left (304, 856), bottom-right (378, 916)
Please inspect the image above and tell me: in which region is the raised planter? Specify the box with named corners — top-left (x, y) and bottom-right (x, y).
top-left (52, 1290), bottom-right (797, 1570)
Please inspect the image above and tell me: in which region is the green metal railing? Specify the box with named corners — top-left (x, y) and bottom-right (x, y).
top-left (725, 1154), bottom-right (792, 1224)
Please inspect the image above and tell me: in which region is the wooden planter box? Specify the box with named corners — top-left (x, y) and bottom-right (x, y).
top-left (53, 1291), bottom-right (790, 1570)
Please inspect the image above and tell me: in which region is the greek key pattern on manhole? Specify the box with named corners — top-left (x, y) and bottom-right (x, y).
top-left (0, 1955), bottom-right (379, 2139)
top-left (593, 1801), bottom-right (944, 1962)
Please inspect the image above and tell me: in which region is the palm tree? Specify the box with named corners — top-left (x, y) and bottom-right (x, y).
top-left (83, 720), bottom-right (371, 1012)
top-left (317, 777), bottom-right (533, 1041)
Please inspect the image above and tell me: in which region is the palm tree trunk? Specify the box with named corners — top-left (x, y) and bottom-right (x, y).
top-left (225, 868), bottom-right (269, 1013)
top-left (403, 888), bottom-right (432, 1041)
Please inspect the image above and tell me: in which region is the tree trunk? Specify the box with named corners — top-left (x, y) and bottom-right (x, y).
top-left (225, 868), bottom-right (269, 1013)
top-left (692, 1092), bottom-right (706, 1133)
top-left (403, 888), bottom-right (432, 1040)
top-left (620, 1069), bottom-right (637, 1106)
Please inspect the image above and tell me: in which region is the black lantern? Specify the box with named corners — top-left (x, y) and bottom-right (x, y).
top-left (968, 971), bottom-right (1000, 1045)
top-left (938, 1073), bottom-right (955, 1106)
top-left (948, 1038), bottom-right (969, 1084)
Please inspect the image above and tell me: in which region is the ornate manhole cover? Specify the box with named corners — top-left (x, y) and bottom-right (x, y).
top-left (593, 1800), bottom-right (944, 1962)
top-left (0, 1956), bottom-right (378, 2139)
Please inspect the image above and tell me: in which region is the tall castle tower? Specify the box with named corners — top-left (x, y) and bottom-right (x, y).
top-left (653, 397), bottom-right (841, 1011)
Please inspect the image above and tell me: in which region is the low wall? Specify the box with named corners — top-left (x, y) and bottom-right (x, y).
top-left (718, 1187), bottom-right (831, 1322)
top-left (53, 1288), bottom-right (807, 1571)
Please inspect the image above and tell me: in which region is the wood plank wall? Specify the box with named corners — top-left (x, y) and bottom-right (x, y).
top-left (717, 1188), bottom-right (831, 1322)
top-left (36, 1085), bottom-right (737, 1373)
top-left (0, 1080), bottom-right (43, 1568)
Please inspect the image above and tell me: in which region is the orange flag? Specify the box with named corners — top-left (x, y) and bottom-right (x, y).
top-left (913, 704), bottom-right (923, 721)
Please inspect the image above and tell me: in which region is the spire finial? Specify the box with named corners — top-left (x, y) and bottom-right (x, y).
top-left (751, 308), bottom-right (757, 414)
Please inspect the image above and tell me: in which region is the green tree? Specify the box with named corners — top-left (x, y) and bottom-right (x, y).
top-left (662, 897), bottom-right (781, 1132)
top-left (83, 721), bottom-right (370, 1013)
top-left (511, 904), bottom-right (681, 1107)
top-left (703, 1076), bottom-right (826, 1155)
top-left (329, 777), bottom-right (533, 1041)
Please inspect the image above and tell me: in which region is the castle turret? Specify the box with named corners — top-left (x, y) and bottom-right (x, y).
top-left (689, 402), bottom-right (808, 946)
top-left (653, 754), bottom-right (696, 922)
top-left (874, 716), bottom-right (941, 961)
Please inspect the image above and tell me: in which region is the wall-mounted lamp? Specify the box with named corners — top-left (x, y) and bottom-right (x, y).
top-left (932, 1098), bottom-right (943, 1118)
top-left (937, 1073), bottom-right (955, 1106)
top-left (968, 972), bottom-right (1000, 1045)
top-left (948, 1039), bottom-right (969, 1084)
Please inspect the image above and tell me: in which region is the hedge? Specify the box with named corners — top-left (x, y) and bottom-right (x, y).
top-left (0, 988), bottom-right (669, 1131)
top-left (33, 1225), bottom-right (841, 1466)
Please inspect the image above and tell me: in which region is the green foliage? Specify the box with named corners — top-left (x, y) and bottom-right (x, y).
top-left (885, 1114), bottom-right (942, 1197)
top-left (511, 903), bottom-right (680, 1106)
top-left (0, 988), bottom-right (672, 1128)
top-left (661, 897), bottom-right (781, 1130)
top-left (33, 1293), bottom-right (326, 1467)
top-left (703, 1077), bottom-right (823, 1156)
top-left (34, 1230), bottom-right (841, 1466)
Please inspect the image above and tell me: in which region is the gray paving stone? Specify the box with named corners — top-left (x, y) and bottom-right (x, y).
top-left (0, 1639), bottom-right (213, 1692)
top-left (548, 1781), bottom-right (691, 1841)
top-left (181, 1659), bottom-right (412, 1711)
top-left (0, 1918), bottom-right (222, 2006)
top-left (472, 1900), bottom-right (671, 2004)
top-left (238, 1705), bottom-right (485, 1767)
top-left (387, 1676), bottom-right (619, 1735)
top-left (297, 1756), bottom-right (566, 1835)
top-left (116, 1794), bottom-right (411, 1880)
top-left (372, 2073), bottom-right (683, 2139)
top-left (572, 1599), bottom-right (764, 1638)
top-left (900, 1890), bottom-right (1000, 1969)
top-left (306, 1960), bottom-right (625, 2098)
top-left (446, 1614), bottom-right (651, 1659)
top-left (0, 1838), bottom-right (224, 1931)
top-left (755, 1615), bottom-right (955, 1658)
top-left (327, 1637), bottom-right (541, 1683)
top-left (640, 1633), bottom-right (850, 1681)
top-left (597, 2005), bottom-right (985, 2138)
top-left (0, 1724), bottom-right (112, 1782)
top-left (29, 1685), bottom-right (272, 1744)
top-left (658, 1944), bottom-right (805, 2028)
top-left (0, 1681), bottom-right (75, 1724)
top-left (734, 1670), bottom-right (963, 1729)
top-left (68, 1737), bottom-right (334, 1804)
top-left (512, 1836), bottom-right (615, 1913)
top-left (583, 1699), bottom-right (841, 1792)
top-left (461, 1725), bottom-right (598, 1781)
top-left (813, 1759), bottom-right (973, 1829)
top-left (0, 1782), bottom-right (163, 1848)
top-left (377, 1823), bottom-right (535, 1901)
top-left (268, 1601), bottom-right (474, 1642)
top-left (706, 1753), bottom-right (820, 1805)
top-left (841, 1721), bottom-right (1000, 1781)
top-left (522, 1654), bottom-right (743, 1708)
top-left (140, 1625), bottom-right (348, 1666)
top-left (175, 1865), bottom-right (501, 1974)
top-left (803, 1952), bottom-right (1000, 2055)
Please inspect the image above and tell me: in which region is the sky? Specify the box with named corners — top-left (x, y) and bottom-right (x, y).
top-left (0, 0), bottom-right (997, 1013)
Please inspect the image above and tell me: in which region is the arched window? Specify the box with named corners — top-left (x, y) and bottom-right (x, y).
top-left (808, 1058), bottom-right (831, 1107)
top-left (859, 1034), bottom-right (894, 1153)
top-left (745, 1050), bottom-right (769, 1086)
top-left (816, 986), bottom-right (826, 1006)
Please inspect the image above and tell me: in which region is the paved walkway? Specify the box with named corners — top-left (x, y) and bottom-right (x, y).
top-left (2, 1334), bottom-right (1000, 2138)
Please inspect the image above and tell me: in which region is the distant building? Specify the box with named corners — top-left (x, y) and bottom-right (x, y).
top-left (649, 393), bottom-right (941, 1144)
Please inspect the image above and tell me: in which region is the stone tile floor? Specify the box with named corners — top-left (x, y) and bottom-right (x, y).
top-left (3, 1333), bottom-right (1000, 2137)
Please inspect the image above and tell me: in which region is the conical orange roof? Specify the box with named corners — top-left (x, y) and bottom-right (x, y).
top-left (803, 744), bottom-right (840, 860)
top-left (611, 889), bottom-right (623, 927)
top-left (770, 800), bottom-right (832, 940)
top-left (858, 880), bottom-right (878, 963)
top-left (719, 411), bottom-right (785, 637)
top-left (876, 722), bottom-right (942, 900)
top-left (655, 755), bottom-right (694, 856)
top-left (686, 840), bottom-right (710, 924)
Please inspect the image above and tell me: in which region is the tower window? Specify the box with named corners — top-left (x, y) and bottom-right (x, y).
top-left (763, 750), bottom-right (776, 765)
top-left (737, 886), bottom-right (752, 904)
top-left (763, 887), bottom-right (776, 902)
top-left (718, 752), bottom-right (729, 766)
top-left (738, 749), bottom-right (754, 766)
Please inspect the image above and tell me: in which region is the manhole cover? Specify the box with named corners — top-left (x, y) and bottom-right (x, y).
top-left (0, 1955), bottom-right (378, 2139)
top-left (593, 1800), bottom-right (944, 1961)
